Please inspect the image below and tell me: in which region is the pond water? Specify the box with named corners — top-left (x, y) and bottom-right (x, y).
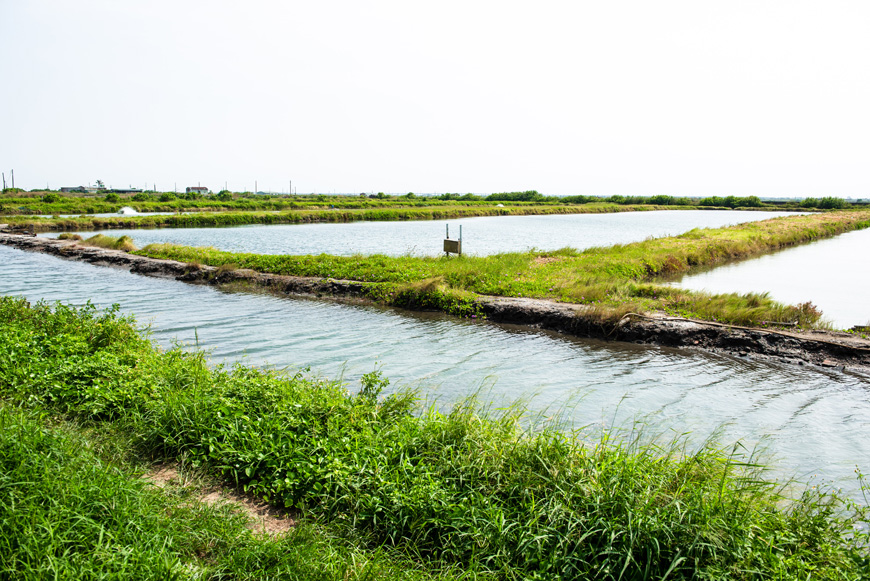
top-left (46, 210), bottom-right (797, 257)
top-left (2, 244), bottom-right (868, 500)
top-left (673, 227), bottom-right (870, 329)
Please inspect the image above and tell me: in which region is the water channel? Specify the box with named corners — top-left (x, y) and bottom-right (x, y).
top-left (48, 209), bottom-right (797, 257)
top-left (2, 243), bottom-right (868, 500)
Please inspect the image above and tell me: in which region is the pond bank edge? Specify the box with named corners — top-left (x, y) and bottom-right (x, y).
top-left (3, 232), bottom-right (869, 373)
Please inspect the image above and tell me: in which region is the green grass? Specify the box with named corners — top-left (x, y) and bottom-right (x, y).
top-left (80, 233), bottom-right (138, 251)
top-left (1, 296), bottom-right (868, 579)
top-left (133, 210), bottom-right (870, 327)
top-left (0, 405), bottom-right (480, 580)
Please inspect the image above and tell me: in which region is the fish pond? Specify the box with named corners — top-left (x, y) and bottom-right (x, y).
top-left (47, 209), bottom-right (797, 256)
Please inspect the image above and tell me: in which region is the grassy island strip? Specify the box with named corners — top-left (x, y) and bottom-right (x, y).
top-left (2, 296), bottom-right (868, 579)
top-left (6, 202), bottom-right (696, 232)
top-left (132, 210), bottom-right (870, 328)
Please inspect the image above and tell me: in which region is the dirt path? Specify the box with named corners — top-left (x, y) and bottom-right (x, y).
top-left (143, 464), bottom-right (296, 536)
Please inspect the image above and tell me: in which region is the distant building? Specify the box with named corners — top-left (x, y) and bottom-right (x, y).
top-left (61, 186), bottom-right (107, 193)
top-left (186, 186), bottom-right (210, 195)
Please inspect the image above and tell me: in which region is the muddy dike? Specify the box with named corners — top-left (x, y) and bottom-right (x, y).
top-left (3, 231), bottom-right (870, 372)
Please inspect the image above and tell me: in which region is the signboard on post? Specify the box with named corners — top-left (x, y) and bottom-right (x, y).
top-left (443, 238), bottom-right (461, 255)
top-left (444, 224), bottom-right (462, 256)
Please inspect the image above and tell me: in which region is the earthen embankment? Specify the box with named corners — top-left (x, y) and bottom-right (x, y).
top-left (3, 232), bottom-right (869, 372)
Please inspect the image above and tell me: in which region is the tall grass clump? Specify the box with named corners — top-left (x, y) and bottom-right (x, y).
top-left (81, 233), bottom-right (137, 251)
top-left (1, 296), bottom-right (867, 579)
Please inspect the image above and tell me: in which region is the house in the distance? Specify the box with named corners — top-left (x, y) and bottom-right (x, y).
top-left (186, 186), bottom-right (210, 195)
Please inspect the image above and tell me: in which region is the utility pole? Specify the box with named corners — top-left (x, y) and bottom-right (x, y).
top-left (255, 180), bottom-right (257, 194)
top-left (2, 172), bottom-right (6, 190)
top-left (10, 169), bottom-right (14, 189)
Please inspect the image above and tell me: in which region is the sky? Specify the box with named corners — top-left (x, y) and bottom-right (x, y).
top-left (2, 1), bottom-right (869, 197)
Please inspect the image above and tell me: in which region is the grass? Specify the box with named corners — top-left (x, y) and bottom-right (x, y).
top-left (80, 233), bottom-right (138, 251)
top-left (0, 405), bottom-right (478, 580)
top-left (132, 210), bottom-right (870, 328)
top-left (1, 296), bottom-right (868, 579)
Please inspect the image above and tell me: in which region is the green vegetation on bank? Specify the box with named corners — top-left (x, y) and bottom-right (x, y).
top-left (1, 203), bottom-right (665, 232)
top-left (2, 190), bottom-right (860, 232)
top-left (1, 296), bottom-right (867, 579)
top-left (133, 210), bottom-right (870, 328)
top-left (0, 406), bottom-right (474, 580)
top-left (2, 188), bottom-right (863, 217)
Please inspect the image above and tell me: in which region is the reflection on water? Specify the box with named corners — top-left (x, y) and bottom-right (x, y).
top-left (673, 228), bottom-right (870, 329)
top-left (2, 245), bottom-right (869, 498)
top-left (46, 210), bottom-right (797, 257)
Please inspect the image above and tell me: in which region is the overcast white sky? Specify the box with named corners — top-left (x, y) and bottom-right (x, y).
top-left (2, 1), bottom-right (869, 196)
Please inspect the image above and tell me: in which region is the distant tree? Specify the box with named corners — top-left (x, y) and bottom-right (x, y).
top-left (95, 180), bottom-right (105, 189)
top-left (41, 193), bottom-right (61, 203)
top-left (699, 196), bottom-right (725, 207)
top-left (648, 195), bottom-right (674, 205)
top-left (376, 192), bottom-right (386, 199)
top-left (215, 190), bottom-right (233, 201)
top-left (486, 190), bottom-right (543, 202)
top-left (817, 196), bottom-right (847, 209)
top-left (131, 192), bottom-right (151, 202)
top-left (560, 195), bottom-right (598, 204)
top-left (405, 192), bottom-right (416, 199)
top-left (159, 192), bottom-right (176, 202)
